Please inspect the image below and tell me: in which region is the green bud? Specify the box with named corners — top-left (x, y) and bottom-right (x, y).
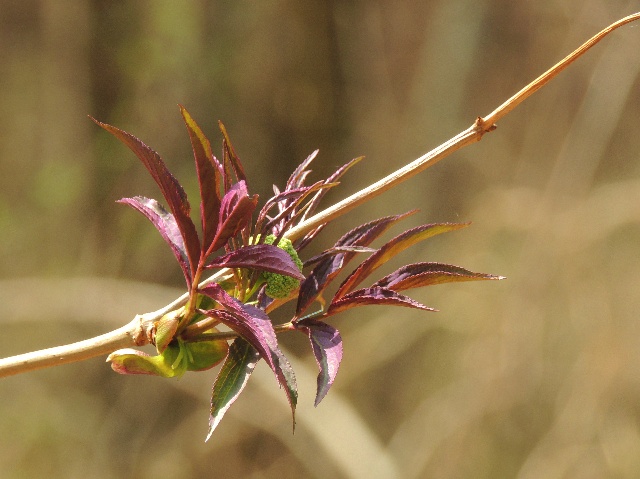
top-left (262, 234), bottom-right (303, 299)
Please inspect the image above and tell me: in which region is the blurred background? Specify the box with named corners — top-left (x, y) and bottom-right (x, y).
top-left (1, 1), bottom-right (640, 477)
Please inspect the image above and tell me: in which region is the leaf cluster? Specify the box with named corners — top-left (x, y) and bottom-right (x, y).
top-left (97, 107), bottom-right (501, 440)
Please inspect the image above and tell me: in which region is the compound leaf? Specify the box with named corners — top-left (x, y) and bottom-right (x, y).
top-left (296, 211), bottom-right (416, 316)
top-left (333, 223), bottom-right (469, 300)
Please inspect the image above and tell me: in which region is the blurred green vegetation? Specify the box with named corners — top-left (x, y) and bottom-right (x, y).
top-left (1, 1), bottom-right (640, 478)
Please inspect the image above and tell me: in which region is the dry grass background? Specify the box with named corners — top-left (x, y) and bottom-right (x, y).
top-left (1, 1), bottom-right (640, 478)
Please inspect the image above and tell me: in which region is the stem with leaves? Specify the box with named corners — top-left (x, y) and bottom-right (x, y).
top-left (0, 12), bottom-right (638, 383)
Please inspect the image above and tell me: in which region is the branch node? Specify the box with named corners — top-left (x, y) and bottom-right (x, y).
top-left (131, 314), bottom-right (153, 346)
top-left (474, 116), bottom-right (497, 135)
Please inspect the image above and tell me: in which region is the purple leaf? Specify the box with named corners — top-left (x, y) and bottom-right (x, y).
top-left (255, 186), bottom-right (312, 236)
top-left (207, 338), bottom-right (260, 441)
top-left (327, 286), bottom-right (436, 316)
top-left (95, 119), bottom-right (201, 280)
top-left (180, 106), bottom-right (222, 253)
top-left (117, 196), bottom-right (192, 285)
top-left (303, 246), bottom-right (377, 268)
top-left (267, 183), bottom-right (335, 237)
top-left (296, 211), bottom-right (416, 317)
top-left (206, 244), bottom-right (305, 280)
top-left (218, 121), bottom-right (246, 187)
top-left (299, 156), bottom-right (364, 225)
top-left (284, 150), bottom-right (318, 191)
top-left (208, 181), bottom-right (258, 254)
top-left (200, 284), bottom-right (298, 419)
top-left (262, 186), bottom-right (313, 215)
top-left (258, 182), bottom-right (331, 237)
top-left (373, 262), bottom-right (504, 291)
top-left (296, 321), bottom-right (343, 406)
top-left (201, 302), bottom-right (276, 371)
top-left (295, 156), bottom-right (364, 251)
top-left (333, 223), bottom-right (469, 300)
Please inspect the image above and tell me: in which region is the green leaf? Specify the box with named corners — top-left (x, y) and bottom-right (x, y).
top-left (200, 285), bottom-right (298, 419)
top-left (108, 337), bottom-right (228, 378)
top-left (185, 339), bottom-right (229, 371)
top-left (207, 338), bottom-right (260, 441)
top-left (107, 345), bottom-right (181, 378)
top-left (154, 311), bottom-right (181, 354)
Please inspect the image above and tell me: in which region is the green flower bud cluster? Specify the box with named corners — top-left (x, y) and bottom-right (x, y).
top-left (262, 234), bottom-right (303, 299)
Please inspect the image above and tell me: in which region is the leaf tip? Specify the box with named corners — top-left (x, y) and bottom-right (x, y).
top-left (205, 416), bottom-right (219, 442)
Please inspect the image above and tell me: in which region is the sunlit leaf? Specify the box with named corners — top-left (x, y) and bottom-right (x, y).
top-left (186, 338), bottom-right (229, 372)
top-left (255, 186), bottom-right (315, 238)
top-left (95, 119), bottom-right (201, 279)
top-left (260, 181), bottom-right (332, 237)
top-left (333, 223), bottom-right (469, 300)
top-left (327, 286), bottom-right (436, 316)
top-left (373, 262), bottom-right (504, 291)
top-left (218, 121), bottom-right (246, 187)
top-left (207, 338), bottom-right (260, 441)
top-left (299, 156), bottom-right (364, 226)
top-left (117, 196), bottom-right (191, 284)
top-left (180, 106), bottom-right (222, 253)
top-left (284, 150), bottom-right (318, 191)
top-left (296, 321), bottom-right (343, 406)
top-left (108, 335), bottom-right (228, 380)
top-left (199, 298), bottom-right (275, 370)
top-left (154, 312), bottom-right (180, 354)
top-left (260, 187), bottom-right (314, 218)
top-left (293, 155), bottom-right (364, 251)
top-left (107, 345), bottom-right (183, 377)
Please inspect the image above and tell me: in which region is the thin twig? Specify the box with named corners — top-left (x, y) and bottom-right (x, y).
top-left (287, 12), bottom-right (640, 240)
top-left (483, 12), bottom-right (640, 126)
top-left (0, 318), bottom-right (139, 378)
top-left (0, 13), bottom-right (637, 379)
